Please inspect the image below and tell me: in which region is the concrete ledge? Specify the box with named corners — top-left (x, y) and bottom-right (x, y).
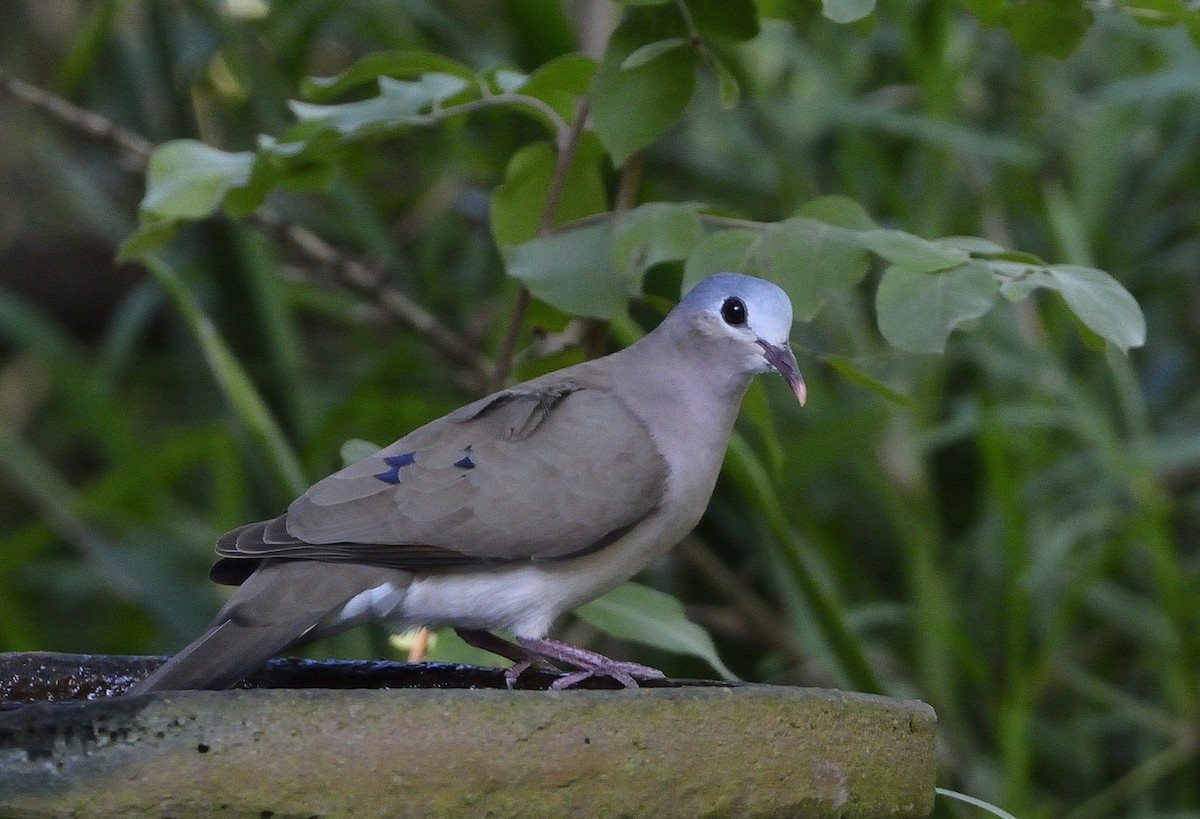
top-left (0, 683), bottom-right (935, 818)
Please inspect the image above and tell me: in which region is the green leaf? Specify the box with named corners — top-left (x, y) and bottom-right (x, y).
top-left (301, 51), bottom-right (474, 102)
top-left (822, 0), bottom-right (877, 23)
top-left (576, 582), bottom-right (739, 681)
top-left (875, 262), bottom-right (1000, 353)
top-left (491, 68), bottom-right (527, 93)
top-left (991, 250), bottom-right (1048, 265)
top-left (939, 235), bottom-right (1007, 255)
top-left (340, 438), bottom-right (381, 467)
top-left (681, 229), bottom-right (762, 294)
top-left (289, 74), bottom-right (472, 137)
top-left (738, 379), bottom-right (785, 475)
top-left (140, 140), bottom-right (255, 221)
top-left (610, 203), bottom-right (703, 278)
top-left (520, 54), bottom-right (596, 122)
top-left (503, 221), bottom-right (628, 319)
top-left (823, 355), bottom-right (918, 409)
top-left (490, 137), bottom-right (607, 246)
top-left (997, 268), bottom-right (1055, 302)
top-left (992, 263), bottom-right (1146, 351)
top-left (859, 229), bottom-right (970, 273)
top-left (1045, 265), bottom-right (1146, 351)
top-left (118, 219), bottom-right (181, 262)
top-left (959, 0), bottom-right (1008, 27)
top-left (797, 195), bottom-right (877, 231)
top-left (706, 50), bottom-right (742, 109)
top-left (689, 0), bottom-right (761, 40)
top-left (621, 38), bottom-right (689, 70)
top-left (755, 217), bottom-right (870, 321)
top-left (141, 256), bottom-right (307, 497)
top-left (592, 11), bottom-right (698, 165)
top-left (1006, 0), bottom-right (1092, 57)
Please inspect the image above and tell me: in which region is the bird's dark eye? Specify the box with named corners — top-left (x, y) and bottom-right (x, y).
top-left (721, 297), bottom-right (747, 326)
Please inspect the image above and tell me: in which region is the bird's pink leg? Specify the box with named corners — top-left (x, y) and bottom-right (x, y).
top-left (518, 636), bottom-right (666, 690)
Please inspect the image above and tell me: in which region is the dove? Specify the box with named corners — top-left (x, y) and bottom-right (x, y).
top-left (129, 272), bottom-right (805, 693)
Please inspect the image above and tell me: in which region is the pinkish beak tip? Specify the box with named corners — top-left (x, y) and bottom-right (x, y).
top-left (757, 339), bottom-right (807, 406)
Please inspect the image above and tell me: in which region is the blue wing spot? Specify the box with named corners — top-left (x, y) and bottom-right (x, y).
top-left (374, 451), bottom-right (417, 484)
top-left (454, 455), bottom-right (476, 470)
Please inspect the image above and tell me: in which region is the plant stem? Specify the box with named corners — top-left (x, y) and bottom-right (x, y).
top-left (490, 98), bottom-right (593, 391)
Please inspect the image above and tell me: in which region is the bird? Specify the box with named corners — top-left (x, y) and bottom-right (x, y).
top-left (129, 272), bottom-right (805, 694)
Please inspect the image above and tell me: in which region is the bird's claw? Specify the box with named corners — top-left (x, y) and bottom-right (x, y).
top-left (517, 636), bottom-right (667, 690)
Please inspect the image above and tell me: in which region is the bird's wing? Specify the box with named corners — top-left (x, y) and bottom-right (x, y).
top-left (215, 376), bottom-right (669, 571)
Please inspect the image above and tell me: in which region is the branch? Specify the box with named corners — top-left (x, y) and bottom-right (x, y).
top-left (489, 97), bottom-right (594, 391)
top-left (249, 210), bottom-right (490, 378)
top-left (0, 66), bottom-right (152, 162)
top-left (0, 66), bottom-right (490, 382)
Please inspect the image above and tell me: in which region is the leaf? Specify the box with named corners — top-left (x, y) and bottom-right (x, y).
top-left (1045, 265), bottom-right (1146, 351)
top-left (621, 38), bottom-right (689, 70)
top-left (875, 262), bottom-right (1000, 353)
top-left (997, 268), bottom-right (1056, 302)
top-left (688, 0), bottom-right (761, 40)
top-left (958, 0), bottom-right (1008, 27)
top-left (754, 217), bottom-right (870, 321)
top-left (503, 221), bottom-right (628, 319)
top-left (140, 140), bottom-right (255, 221)
top-left (289, 73), bottom-right (471, 137)
top-left (939, 236), bottom-right (1007, 255)
top-left (520, 54), bottom-right (596, 122)
top-left (824, 355), bottom-right (918, 409)
top-left (991, 250), bottom-right (1048, 265)
top-left (798, 195), bottom-right (877, 231)
top-left (491, 69), bottom-right (527, 93)
top-left (822, 0), bottom-right (877, 23)
top-left (301, 51), bottom-right (474, 102)
top-left (490, 137), bottom-right (607, 247)
top-left (591, 11), bottom-right (698, 165)
top-left (118, 219), bottom-right (181, 262)
top-left (706, 50), bottom-right (742, 109)
top-left (1006, 0), bottom-right (1092, 58)
top-left (576, 582), bottom-right (740, 681)
top-left (340, 438), bottom-right (381, 467)
top-left (992, 263), bottom-right (1146, 351)
top-left (141, 256), bottom-right (307, 497)
top-left (859, 229), bottom-right (970, 273)
top-left (610, 202), bottom-right (703, 278)
top-left (681, 229), bottom-right (762, 294)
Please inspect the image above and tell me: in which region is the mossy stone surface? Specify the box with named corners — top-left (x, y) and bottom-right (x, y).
top-left (0, 684), bottom-right (934, 818)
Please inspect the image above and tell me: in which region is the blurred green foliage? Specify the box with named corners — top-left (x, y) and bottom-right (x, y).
top-left (1, 0), bottom-right (1199, 816)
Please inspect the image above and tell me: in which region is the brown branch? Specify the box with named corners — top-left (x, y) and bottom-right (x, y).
top-left (0, 66), bottom-right (152, 162)
top-left (249, 210), bottom-right (489, 377)
top-left (489, 97), bottom-right (593, 391)
top-left (0, 66), bottom-right (489, 382)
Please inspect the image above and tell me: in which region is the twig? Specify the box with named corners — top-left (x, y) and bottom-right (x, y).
top-left (489, 98), bottom-right (593, 391)
top-left (0, 66), bottom-right (489, 382)
top-left (0, 66), bottom-right (152, 162)
top-left (250, 210), bottom-right (489, 377)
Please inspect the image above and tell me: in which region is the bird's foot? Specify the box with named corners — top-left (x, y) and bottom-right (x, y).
top-left (518, 636), bottom-right (666, 690)
top-left (454, 629), bottom-right (553, 690)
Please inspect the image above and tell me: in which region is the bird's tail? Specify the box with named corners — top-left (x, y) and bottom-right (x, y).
top-left (128, 559), bottom-right (413, 694)
top-left (128, 616), bottom-right (315, 693)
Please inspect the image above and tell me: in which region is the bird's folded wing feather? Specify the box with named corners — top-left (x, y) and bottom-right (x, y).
top-left (215, 377), bottom-right (669, 569)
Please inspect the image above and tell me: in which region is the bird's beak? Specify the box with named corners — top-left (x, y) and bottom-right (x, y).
top-left (757, 340), bottom-right (807, 405)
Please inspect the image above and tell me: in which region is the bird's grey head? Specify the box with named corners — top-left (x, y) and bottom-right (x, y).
top-left (678, 273), bottom-right (806, 404)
